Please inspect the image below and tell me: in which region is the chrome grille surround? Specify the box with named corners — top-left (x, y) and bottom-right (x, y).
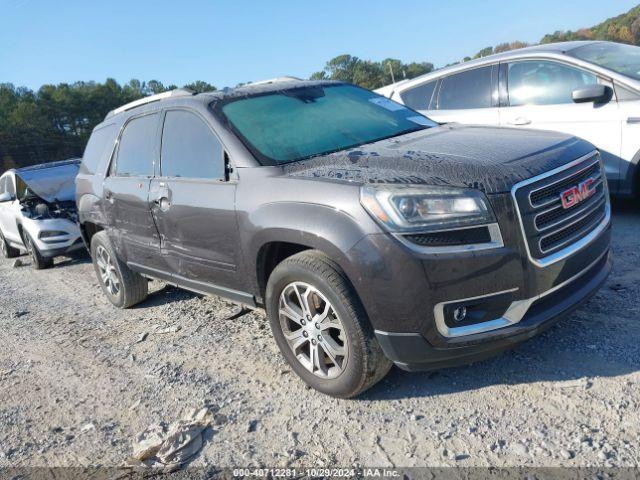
top-left (511, 151), bottom-right (611, 267)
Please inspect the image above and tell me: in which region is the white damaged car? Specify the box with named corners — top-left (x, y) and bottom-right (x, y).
top-left (0, 159), bottom-right (83, 269)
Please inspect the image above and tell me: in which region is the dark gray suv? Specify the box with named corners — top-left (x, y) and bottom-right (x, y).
top-left (77, 80), bottom-right (612, 397)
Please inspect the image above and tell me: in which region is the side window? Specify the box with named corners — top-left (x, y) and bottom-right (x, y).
top-left (399, 80), bottom-right (437, 111)
top-left (438, 66), bottom-right (493, 110)
top-left (507, 61), bottom-right (598, 106)
top-left (0, 177), bottom-right (6, 195)
top-left (81, 124), bottom-right (117, 175)
top-left (114, 113), bottom-right (158, 177)
top-left (161, 110), bottom-right (225, 179)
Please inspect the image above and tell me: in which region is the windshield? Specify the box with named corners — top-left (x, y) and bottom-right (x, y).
top-left (219, 84), bottom-right (436, 165)
top-left (569, 43), bottom-right (640, 81)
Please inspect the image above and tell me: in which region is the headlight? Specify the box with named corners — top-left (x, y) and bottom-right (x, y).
top-left (360, 184), bottom-right (496, 233)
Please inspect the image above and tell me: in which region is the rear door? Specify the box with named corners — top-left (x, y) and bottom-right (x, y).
top-left (427, 65), bottom-right (500, 125)
top-left (103, 112), bottom-right (166, 269)
top-left (499, 60), bottom-right (622, 191)
top-left (151, 108), bottom-right (241, 290)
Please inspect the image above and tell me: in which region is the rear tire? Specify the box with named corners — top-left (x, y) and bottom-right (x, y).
top-left (266, 250), bottom-right (392, 398)
top-left (91, 231), bottom-right (148, 308)
top-left (0, 228), bottom-right (20, 259)
top-left (24, 232), bottom-right (53, 269)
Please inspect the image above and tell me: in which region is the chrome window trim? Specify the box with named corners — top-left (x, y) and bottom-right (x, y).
top-left (393, 223), bottom-right (504, 254)
top-left (434, 249), bottom-right (609, 338)
top-left (511, 150), bottom-right (611, 268)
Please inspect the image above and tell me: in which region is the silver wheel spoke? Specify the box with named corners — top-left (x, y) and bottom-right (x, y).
top-left (321, 334), bottom-right (346, 359)
top-left (280, 301), bottom-right (303, 326)
top-left (96, 246), bottom-right (120, 296)
top-left (284, 330), bottom-right (307, 350)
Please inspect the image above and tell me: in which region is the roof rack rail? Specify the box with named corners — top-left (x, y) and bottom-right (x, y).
top-left (246, 76), bottom-right (303, 87)
top-left (105, 88), bottom-right (195, 119)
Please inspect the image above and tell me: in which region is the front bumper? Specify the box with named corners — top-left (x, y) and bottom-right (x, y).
top-left (374, 249), bottom-right (611, 370)
top-left (20, 217), bottom-right (83, 257)
top-left (342, 185), bottom-right (612, 371)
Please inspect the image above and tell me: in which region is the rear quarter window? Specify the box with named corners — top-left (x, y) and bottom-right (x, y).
top-left (81, 124), bottom-right (117, 175)
top-left (400, 80), bottom-right (437, 111)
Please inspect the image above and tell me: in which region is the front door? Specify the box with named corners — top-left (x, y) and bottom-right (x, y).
top-left (150, 109), bottom-right (241, 291)
top-left (499, 60), bottom-right (622, 192)
top-left (103, 111), bottom-right (165, 269)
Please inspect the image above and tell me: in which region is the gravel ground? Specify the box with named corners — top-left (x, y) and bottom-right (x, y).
top-left (0, 200), bottom-right (638, 469)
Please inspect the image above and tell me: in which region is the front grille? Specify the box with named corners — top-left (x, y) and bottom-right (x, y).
top-left (512, 151), bottom-right (609, 264)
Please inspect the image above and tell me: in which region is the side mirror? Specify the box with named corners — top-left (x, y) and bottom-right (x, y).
top-left (0, 192), bottom-right (13, 203)
top-left (572, 85), bottom-right (612, 104)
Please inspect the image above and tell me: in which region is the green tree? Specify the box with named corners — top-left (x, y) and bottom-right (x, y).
top-left (183, 81), bottom-right (216, 93)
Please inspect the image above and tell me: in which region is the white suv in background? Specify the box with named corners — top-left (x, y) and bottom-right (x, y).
top-left (0, 159), bottom-right (83, 268)
top-left (376, 41), bottom-right (640, 197)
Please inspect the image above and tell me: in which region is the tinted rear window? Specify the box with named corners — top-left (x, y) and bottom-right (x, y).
top-left (114, 114), bottom-right (158, 177)
top-left (438, 66), bottom-right (493, 110)
top-left (400, 80), bottom-right (437, 110)
top-left (81, 124), bottom-right (117, 175)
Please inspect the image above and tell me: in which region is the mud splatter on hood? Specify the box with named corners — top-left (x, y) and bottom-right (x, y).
top-left (283, 124), bottom-right (595, 194)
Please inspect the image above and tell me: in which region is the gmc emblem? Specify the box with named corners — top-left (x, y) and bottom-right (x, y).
top-left (560, 178), bottom-right (597, 209)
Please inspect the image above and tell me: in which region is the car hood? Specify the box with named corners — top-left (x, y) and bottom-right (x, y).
top-left (15, 160), bottom-right (80, 203)
top-left (282, 124), bottom-right (595, 194)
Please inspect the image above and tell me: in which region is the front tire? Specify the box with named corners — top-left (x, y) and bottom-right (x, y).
top-left (266, 250), bottom-right (392, 398)
top-left (0, 228), bottom-right (20, 259)
top-left (24, 232), bottom-right (53, 269)
top-left (91, 231), bottom-right (148, 308)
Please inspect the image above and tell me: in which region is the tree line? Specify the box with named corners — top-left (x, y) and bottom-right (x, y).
top-left (2, 4), bottom-right (639, 171)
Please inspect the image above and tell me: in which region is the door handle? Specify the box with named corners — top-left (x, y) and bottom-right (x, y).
top-left (507, 117), bottom-right (532, 126)
top-left (627, 117), bottom-right (640, 124)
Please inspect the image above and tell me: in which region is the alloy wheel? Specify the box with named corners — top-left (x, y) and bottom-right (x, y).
top-left (96, 245), bottom-right (120, 296)
top-left (0, 231), bottom-right (6, 257)
top-left (25, 235), bottom-right (36, 261)
top-left (278, 281), bottom-right (348, 379)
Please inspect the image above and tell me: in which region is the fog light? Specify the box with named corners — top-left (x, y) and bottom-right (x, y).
top-left (453, 306), bottom-right (467, 323)
top-left (39, 230), bottom-right (67, 239)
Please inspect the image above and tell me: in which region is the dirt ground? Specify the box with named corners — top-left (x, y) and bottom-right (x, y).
top-left (0, 200), bottom-right (638, 470)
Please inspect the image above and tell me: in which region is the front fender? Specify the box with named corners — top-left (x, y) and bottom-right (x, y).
top-left (240, 200), bottom-right (379, 297)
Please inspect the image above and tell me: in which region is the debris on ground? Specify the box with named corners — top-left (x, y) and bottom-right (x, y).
top-left (14, 310), bottom-right (29, 318)
top-left (80, 423), bottom-right (96, 433)
top-left (135, 332), bottom-right (148, 344)
top-left (126, 407), bottom-right (213, 471)
top-left (557, 378), bottom-right (593, 390)
top-left (155, 325), bottom-right (181, 335)
top-left (225, 306), bottom-right (252, 321)
top-left (12, 259), bottom-right (26, 268)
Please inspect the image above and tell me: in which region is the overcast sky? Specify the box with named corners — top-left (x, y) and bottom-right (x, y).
top-left (1, 0), bottom-right (638, 90)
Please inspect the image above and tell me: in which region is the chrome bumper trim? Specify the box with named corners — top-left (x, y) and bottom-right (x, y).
top-left (434, 249), bottom-right (609, 338)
